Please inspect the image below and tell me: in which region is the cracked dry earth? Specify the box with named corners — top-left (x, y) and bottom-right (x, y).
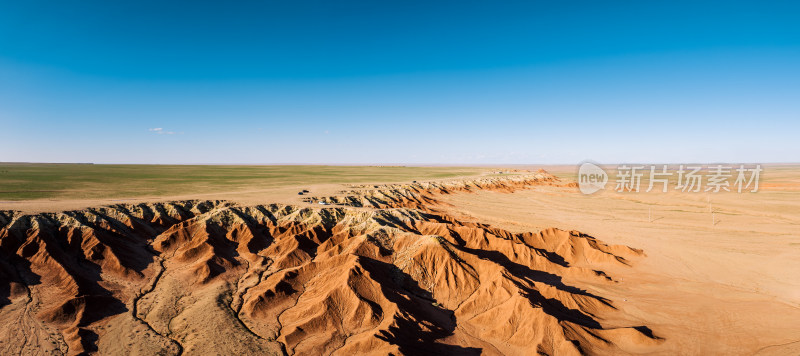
top-left (0, 173), bottom-right (662, 355)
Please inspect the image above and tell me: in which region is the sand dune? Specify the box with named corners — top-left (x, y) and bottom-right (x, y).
top-left (0, 173), bottom-right (660, 355)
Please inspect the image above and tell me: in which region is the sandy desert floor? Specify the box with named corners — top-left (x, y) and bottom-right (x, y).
top-left (1, 165), bottom-right (797, 355)
top-left (440, 166), bottom-right (800, 355)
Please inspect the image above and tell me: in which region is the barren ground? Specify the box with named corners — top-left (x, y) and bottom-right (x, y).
top-left (440, 165), bottom-right (800, 355)
top-left (1, 165), bottom-right (797, 355)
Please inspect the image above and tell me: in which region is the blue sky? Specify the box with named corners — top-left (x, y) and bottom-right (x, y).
top-left (1, 1), bottom-right (798, 164)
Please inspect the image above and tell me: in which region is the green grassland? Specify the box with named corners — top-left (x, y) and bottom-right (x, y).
top-left (0, 163), bottom-right (484, 201)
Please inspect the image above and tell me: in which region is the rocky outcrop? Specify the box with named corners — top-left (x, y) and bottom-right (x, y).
top-left (0, 174), bottom-right (659, 355)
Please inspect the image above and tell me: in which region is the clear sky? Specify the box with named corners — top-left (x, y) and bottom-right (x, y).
top-left (1, 1), bottom-right (798, 164)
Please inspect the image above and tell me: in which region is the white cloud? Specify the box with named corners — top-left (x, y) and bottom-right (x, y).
top-left (148, 128), bottom-right (179, 135)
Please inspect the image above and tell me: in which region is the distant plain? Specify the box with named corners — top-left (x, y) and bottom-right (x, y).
top-left (0, 163), bottom-right (488, 212)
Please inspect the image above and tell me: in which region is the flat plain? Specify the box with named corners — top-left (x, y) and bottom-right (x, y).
top-left (0, 163), bottom-right (485, 212)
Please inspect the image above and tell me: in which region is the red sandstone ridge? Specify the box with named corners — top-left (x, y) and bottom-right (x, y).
top-left (0, 175), bottom-right (660, 355)
top-left (305, 172), bottom-right (565, 209)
